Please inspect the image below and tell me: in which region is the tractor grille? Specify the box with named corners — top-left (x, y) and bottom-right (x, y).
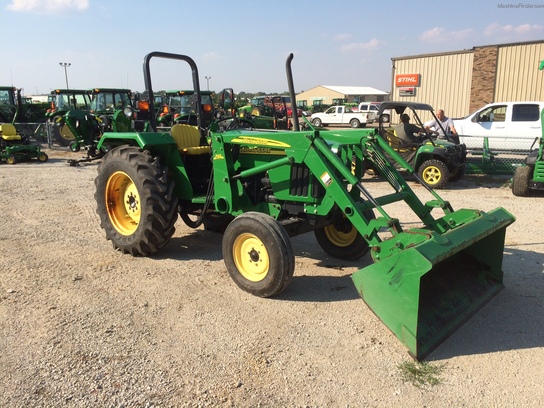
top-left (290, 164), bottom-right (323, 198)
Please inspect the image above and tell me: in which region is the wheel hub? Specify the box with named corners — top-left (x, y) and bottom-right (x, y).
top-left (233, 233), bottom-right (269, 282)
top-left (248, 248), bottom-right (260, 263)
top-left (423, 167), bottom-right (441, 184)
top-left (106, 171), bottom-right (141, 235)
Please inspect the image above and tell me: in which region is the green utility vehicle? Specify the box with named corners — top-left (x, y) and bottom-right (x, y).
top-left (0, 123), bottom-right (48, 164)
top-left (511, 61), bottom-right (544, 196)
top-left (93, 51), bottom-right (514, 360)
top-left (376, 102), bottom-right (467, 188)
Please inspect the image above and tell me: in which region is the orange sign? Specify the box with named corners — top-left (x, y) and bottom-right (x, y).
top-left (395, 74), bottom-right (419, 87)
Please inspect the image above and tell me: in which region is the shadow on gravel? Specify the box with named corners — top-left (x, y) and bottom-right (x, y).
top-left (155, 230), bottom-right (224, 262)
top-left (279, 274), bottom-right (361, 302)
top-left (150, 217), bottom-right (544, 360)
top-left (428, 246), bottom-right (544, 361)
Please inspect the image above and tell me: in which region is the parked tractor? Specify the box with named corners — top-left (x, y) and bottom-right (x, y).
top-left (511, 60), bottom-right (544, 196)
top-left (155, 89), bottom-right (215, 128)
top-left (55, 88), bottom-right (145, 165)
top-left (237, 95), bottom-right (293, 130)
top-left (87, 88), bottom-right (135, 133)
top-left (0, 86), bottom-right (49, 139)
top-left (93, 52), bottom-right (515, 360)
top-left (45, 89), bottom-right (92, 146)
top-left (0, 123), bottom-right (48, 164)
top-left (376, 102), bottom-right (467, 189)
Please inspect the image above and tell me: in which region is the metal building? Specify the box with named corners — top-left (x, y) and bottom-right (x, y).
top-left (391, 39), bottom-right (544, 122)
top-left (296, 85), bottom-right (388, 110)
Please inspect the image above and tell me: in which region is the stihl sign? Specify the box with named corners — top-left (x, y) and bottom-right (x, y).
top-left (395, 74), bottom-right (419, 86)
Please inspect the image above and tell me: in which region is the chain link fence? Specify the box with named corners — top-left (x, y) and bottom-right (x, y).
top-left (459, 134), bottom-right (537, 175)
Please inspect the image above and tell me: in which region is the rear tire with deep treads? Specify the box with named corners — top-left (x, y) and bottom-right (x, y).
top-left (314, 210), bottom-right (373, 260)
top-left (94, 146), bottom-right (178, 256)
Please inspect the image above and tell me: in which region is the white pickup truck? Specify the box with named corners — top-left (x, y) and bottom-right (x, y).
top-left (311, 105), bottom-right (371, 128)
top-left (454, 101), bottom-right (544, 152)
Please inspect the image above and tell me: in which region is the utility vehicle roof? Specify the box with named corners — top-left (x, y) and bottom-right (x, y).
top-left (377, 101), bottom-right (434, 115)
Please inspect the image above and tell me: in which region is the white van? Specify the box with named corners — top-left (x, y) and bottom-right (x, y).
top-left (454, 101), bottom-right (544, 152)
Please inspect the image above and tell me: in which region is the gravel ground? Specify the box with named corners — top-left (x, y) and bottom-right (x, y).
top-left (1, 147), bottom-right (544, 407)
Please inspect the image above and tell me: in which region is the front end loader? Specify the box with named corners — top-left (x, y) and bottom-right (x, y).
top-left (93, 52), bottom-right (515, 360)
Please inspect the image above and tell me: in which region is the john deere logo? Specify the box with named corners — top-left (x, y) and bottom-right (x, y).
top-left (239, 146), bottom-right (286, 155)
top-left (231, 136), bottom-right (291, 148)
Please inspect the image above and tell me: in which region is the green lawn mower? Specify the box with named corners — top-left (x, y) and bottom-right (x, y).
top-left (1, 123), bottom-right (48, 164)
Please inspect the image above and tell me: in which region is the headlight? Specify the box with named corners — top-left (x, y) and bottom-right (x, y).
top-left (123, 107), bottom-right (134, 118)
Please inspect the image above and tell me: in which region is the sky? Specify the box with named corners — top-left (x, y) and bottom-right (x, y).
top-left (2, 0), bottom-right (544, 96)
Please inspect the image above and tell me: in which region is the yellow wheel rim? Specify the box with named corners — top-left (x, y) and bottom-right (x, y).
top-left (59, 124), bottom-right (76, 141)
top-left (105, 171), bottom-right (141, 235)
top-left (233, 233), bottom-right (269, 282)
top-left (422, 166), bottom-right (442, 185)
top-left (324, 222), bottom-right (356, 247)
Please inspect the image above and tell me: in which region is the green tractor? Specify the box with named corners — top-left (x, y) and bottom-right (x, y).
top-left (155, 89), bottom-right (215, 128)
top-left (0, 123), bottom-right (48, 164)
top-left (511, 60), bottom-right (544, 196)
top-left (45, 88), bottom-right (92, 146)
top-left (237, 95), bottom-right (292, 130)
top-left (0, 86), bottom-right (49, 139)
top-left (93, 51), bottom-right (515, 360)
top-left (88, 88), bottom-right (135, 133)
top-left (48, 88), bottom-right (139, 165)
top-left (511, 132), bottom-right (544, 196)
top-left (376, 102), bottom-right (467, 189)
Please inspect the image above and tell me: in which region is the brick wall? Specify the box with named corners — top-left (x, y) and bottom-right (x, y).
top-left (469, 46), bottom-right (498, 112)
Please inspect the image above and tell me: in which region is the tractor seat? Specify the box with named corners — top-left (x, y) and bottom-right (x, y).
top-left (170, 124), bottom-right (210, 155)
top-left (0, 123), bottom-right (22, 141)
top-left (382, 128), bottom-right (414, 153)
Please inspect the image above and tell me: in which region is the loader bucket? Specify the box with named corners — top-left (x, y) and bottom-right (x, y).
top-left (352, 207), bottom-right (515, 361)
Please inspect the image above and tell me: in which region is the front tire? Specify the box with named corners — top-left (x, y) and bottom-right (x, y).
top-left (94, 146), bottom-right (178, 256)
top-left (222, 212), bottom-right (294, 298)
top-left (37, 152), bottom-right (48, 162)
top-left (512, 165), bottom-right (532, 197)
top-left (69, 141), bottom-right (80, 152)
top-left (417, 159), bottom-right (450, 189)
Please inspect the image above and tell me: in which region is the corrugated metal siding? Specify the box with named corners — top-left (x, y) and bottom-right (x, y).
top-left (392, 51), bottom-right (473, 122)
top-left (495, 43), bottom-right (544, 102)
top-left (296, 86), bottom-right (344, 105)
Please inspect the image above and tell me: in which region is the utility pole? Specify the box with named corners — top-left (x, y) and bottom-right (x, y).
top-left (205, 76), bottom-right (211, 91)
top-left (59, 62), bottom-right (71, 89)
